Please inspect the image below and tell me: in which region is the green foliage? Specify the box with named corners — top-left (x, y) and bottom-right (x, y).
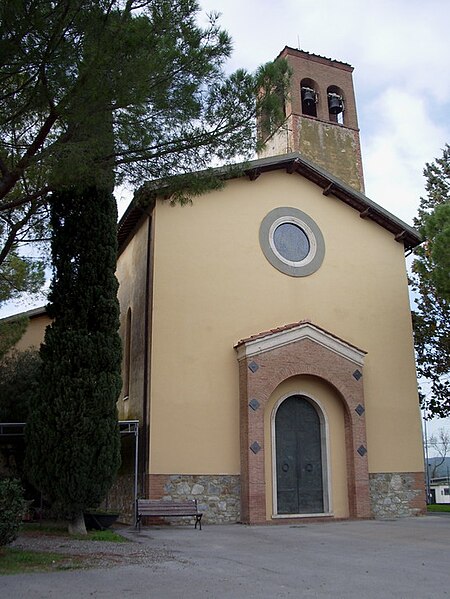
top-left (0, 349), bottom-right (41, 421)
top-left (0, 316), bottom-right (28, 360)
top-left (0, 0), bottom-right (290, 301)
top-left (0, 248), bottom-right (45, 306)
top-left (25, 186), bottom-right (122, 522)
top-left (0, 478), bottom-right (26, 547)
top-left (420, 202), bottom-right (450, 302)
top-left (412, 144), bottom-right (450, 417)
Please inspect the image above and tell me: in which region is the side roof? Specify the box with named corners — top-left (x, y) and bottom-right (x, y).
top-left (0, 305), bottom-right (47, 323)
top-left (118, 152), bottom-right (421, 252)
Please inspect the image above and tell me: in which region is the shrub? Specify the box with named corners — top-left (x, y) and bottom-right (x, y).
top-left (0, 478), bottom-right (26, 546)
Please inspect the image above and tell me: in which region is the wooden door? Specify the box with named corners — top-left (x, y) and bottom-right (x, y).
top-left (275, 395), bottom-right (324, 514)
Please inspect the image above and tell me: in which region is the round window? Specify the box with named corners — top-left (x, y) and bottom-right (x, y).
top-left (259, 207), bottom-right (325, 277)
top-left (272, 222), bottom-right (310, 263)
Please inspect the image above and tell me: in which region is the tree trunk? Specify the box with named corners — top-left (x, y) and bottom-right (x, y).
top-left (68, 512), bottom-right (87, 535)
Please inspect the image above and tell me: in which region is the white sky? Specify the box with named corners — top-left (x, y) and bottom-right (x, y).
top-left (198, 0), bottom-right (450, 226)
top-left (2, 0), bottom-right (449, 437)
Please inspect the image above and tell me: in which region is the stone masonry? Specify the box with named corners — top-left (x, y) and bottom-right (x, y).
top-left (369, 472), bottom-right (426, 519)
top-left (149, 474), bottom-right (240, 524)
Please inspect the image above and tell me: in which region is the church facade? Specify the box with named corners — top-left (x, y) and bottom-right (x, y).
top-left (5, 48), bottom-right (426, 523)
top-left (116, 49), bottom-right (425, 523)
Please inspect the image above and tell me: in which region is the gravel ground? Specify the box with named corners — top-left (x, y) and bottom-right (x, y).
top-left (10, 527), bottom-right (175, 569)
top-left (5, 517), bottom-right (450, 599)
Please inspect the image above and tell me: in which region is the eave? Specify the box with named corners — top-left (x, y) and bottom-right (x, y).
top-left (0, 305), bottom-right (47, 324)
top-left (117, 152), bottom-right (422, 253)
top-left (242, 153), bottom-right (421, 251)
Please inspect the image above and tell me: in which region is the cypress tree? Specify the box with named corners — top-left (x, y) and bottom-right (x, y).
top-left (25, 186), bottom-right (122, 534)
top-left (412, 145), bottom-right (450, 417)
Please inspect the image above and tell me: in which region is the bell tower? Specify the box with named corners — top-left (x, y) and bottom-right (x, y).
top-left (259, 47), bottom-right (365, 192)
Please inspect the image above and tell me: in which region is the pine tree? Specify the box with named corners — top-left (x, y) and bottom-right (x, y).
top-left (0, 0), bottom-right (289, 303)
top-left (412, 145), bottom-right (450, 417)
top-left (25, 186), bottom-right (122, 534)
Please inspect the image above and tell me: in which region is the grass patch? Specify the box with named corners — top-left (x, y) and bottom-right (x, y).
top-left (0, 523), bottom-right (129, 574)
top-left (84, 529), bottom-right (128, 542)
top-left (23, 522), bottom-right (128, 542)
top-left (427, 504), bottom-right (450, 513)
top-left (0, 548), bottom-right (76, 575)
top-left (23, 522), bottom-right (67, 535)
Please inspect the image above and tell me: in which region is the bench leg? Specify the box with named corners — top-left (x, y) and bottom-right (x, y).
top-left (195, 515), bottom-right (202, 531)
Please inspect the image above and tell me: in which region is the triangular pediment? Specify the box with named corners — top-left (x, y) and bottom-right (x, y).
top-left (119, 153), bottom-right (421, 254)
top-left (234, 320), bottom-right (366, 367)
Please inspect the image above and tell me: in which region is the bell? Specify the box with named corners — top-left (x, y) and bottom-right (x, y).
top-left (328, 93), bottom-right (343, 114)
top-left (302, 87), bottom-right (316, 108)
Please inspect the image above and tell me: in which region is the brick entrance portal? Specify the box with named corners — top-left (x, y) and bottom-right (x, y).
top-left (234, 321), bottom-right (372, 524)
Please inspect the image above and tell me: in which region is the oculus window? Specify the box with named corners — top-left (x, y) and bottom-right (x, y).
top-left (260, 207), bottom-right (325, 277)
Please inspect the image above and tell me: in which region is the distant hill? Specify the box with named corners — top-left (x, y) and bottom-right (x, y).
top-left (427, 457), bottom-right (450, 479)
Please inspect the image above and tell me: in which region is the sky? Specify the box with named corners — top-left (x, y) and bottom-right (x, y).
top-left (198, 0), bottom-right (450, 227)
top-left (2, 0), bottom-right (449, 439)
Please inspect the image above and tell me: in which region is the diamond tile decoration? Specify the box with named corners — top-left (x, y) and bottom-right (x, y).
top-left (357, 445), bottom-right (367, 457)
top-left (249, 399), bottom-right (260, 411)
top-left (250, 441), bottom-right (261, 454)
top-left (248, 361), bottom-right (259, 373)
top-left (353, 369), bottom-right (362, 381)
top-left (355, 404), bottom-right (365, 416)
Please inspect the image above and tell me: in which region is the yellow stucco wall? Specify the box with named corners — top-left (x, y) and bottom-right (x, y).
top-left (149, 170), bottom-right (423, 476)
top-left (13, 314), bottom-right (49, 351)
top-left (116, 217), bottom-right (151, 424)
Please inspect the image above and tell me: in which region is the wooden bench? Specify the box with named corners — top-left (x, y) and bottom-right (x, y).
top-left (135, 499), bottom-right (203, 530)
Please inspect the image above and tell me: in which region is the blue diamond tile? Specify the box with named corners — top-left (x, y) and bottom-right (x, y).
top-left (357, 445), bottom-right (367, 457)
top-left (355, 404), bottom-right (365, 416)
top-left (250, 441), bottom-right (261, 454)
top-left (353, 369), bottom-right (362, 381)
top-left (248, 361), bottom-right (259, 373)
top-left (249, 399), bottom-right (260, 411)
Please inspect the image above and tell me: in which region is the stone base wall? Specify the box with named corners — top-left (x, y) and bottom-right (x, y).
top-left (369, 472), bottom-right (426, 519)
top-left (148, 474), bottom-right (240, 524)
top-left (142, 471), bottom-right (425, 524)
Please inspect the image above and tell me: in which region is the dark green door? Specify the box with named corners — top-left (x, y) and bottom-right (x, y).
top-left (275, 395), bottom-right (324, 514)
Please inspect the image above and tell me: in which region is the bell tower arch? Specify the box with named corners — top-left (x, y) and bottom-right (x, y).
top-left (259, 47), bottom-right (365, 193)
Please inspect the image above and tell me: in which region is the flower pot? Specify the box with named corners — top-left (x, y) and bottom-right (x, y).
top-left (83, 512), bottom-right (119, 530)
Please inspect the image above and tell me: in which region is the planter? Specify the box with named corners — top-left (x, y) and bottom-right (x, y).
top-left (83, 512), bottom-right (119, 530)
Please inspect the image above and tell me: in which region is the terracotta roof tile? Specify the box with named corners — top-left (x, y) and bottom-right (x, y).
top-left (234, 320), bottom-right (366, 354)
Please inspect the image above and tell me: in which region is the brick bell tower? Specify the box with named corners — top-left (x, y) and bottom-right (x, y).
top-left (259, 47), bottom-right (365, 193)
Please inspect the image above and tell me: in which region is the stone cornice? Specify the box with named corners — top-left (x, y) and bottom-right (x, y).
top-left (234, 321), bottom-right (366, 366)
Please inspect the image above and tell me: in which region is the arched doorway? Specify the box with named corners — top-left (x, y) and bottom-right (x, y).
top-left (274, 395), bottom-right (326, 515)
top-left (235, 320), bottom-right (370, 523)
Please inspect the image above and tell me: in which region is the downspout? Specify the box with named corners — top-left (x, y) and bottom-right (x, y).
top-left (141, 210), bottom-right (154, 496)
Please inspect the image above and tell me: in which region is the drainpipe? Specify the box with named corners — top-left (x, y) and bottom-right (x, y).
top-left (423, 413), bottom-right (430, 504)
top-left (141, 210), bottom-right (154, 497)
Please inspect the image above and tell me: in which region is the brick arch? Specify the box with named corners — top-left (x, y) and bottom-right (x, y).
top-left (235, 321), bottom-right (371, 524)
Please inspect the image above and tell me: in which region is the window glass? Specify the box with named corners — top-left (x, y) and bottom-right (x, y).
top-left (273, 223), bottom-right (310, 262)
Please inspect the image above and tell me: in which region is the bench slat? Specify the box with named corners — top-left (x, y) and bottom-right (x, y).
top-left (139, 509), bottom-right (198, 516)
top-left (136, 499), bottom-right (203, 530)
